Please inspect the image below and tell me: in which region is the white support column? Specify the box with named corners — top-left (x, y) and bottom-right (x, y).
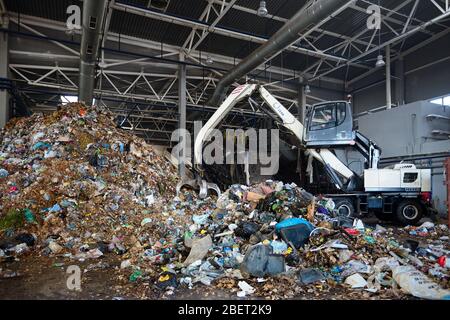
top-left (178, 53), bottom-right (187, 177)
top-left (395, 55), bottom-right (405, 106)
top-left (297, 79), bottom-right (307, 182)
top-left (0, 17), bottom-right (10, 128)
top-left (386, 45), bottom-right (392, 109)
top-left (298, 81), bottom-right (307, 124)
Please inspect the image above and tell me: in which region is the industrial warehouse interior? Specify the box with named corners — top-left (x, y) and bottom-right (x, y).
top-left (0, 0), bottom-right (449, 306)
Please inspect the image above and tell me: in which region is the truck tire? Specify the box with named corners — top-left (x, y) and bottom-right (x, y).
top-left (334, 198), bottom-right (356, 218)
top-left (395, 200), bottom-right (423, 226)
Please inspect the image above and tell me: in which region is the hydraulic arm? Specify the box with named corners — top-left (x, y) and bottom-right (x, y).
top-left (193, 84), bottom-right (357, 192)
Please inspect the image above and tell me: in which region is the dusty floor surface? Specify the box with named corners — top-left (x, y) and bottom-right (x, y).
top-left (0, 254), bottom-right (244, 300)
top-left (0, 255), bottom-right (122, 300)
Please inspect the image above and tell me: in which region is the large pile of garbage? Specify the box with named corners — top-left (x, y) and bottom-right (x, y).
top-left (0, 103), bottom-right (180, 261)
top-left (0, 103), bottom-right (449, 300)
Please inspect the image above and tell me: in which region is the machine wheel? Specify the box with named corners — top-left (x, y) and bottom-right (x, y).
top-left (334, 198), bottom-right (356, 218)
top-left (395, 200), bottom-right (423, 226)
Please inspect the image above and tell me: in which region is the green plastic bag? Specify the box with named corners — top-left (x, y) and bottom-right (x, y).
top-left (24, 209), bottom-right (36, 223)
top-left (129, 269), bottom-right (143, 282)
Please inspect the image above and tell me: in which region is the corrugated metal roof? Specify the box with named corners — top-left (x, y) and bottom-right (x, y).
top-left (109, 9), bottom-right (192, 47)
top-left (4, 0), bottom-right (449, 82)
top-left (216, 7), bottom-right (284, 38)
top-left (197, 32), bottom-right (260, 59)
top-left (321, 7), bottom-right (371, 38)
top-left (120, 0), bottom-right (208, 20)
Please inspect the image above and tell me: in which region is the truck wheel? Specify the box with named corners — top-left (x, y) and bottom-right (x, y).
top-left (334, 199), bottom-right (355, 218)
top-left (395, 200), bottom-right (423, 226)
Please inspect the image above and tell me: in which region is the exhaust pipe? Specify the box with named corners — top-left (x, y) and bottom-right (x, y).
top-left (78, 0), bottom-right (108, 106)
top-left (207, 0), bottom-right (350, 106)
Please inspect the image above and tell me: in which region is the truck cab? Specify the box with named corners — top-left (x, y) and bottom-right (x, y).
top-left (305, 101), bottom-right (355, 148)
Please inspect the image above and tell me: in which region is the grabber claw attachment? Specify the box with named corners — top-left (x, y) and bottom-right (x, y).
top-left (176, 176), bottom-right (221, 199)
top-left (206, 182), bottom-right (221, 198)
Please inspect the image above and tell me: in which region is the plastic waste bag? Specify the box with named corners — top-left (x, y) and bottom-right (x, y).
top-left (183, 235), bottom-right (212, 266)
top-left (235, 221), bottom-right (260, 239)
top-left (341, 260), bottom-right (373, 277)
top-left (23, 209), bottom-right (36, 223)
top-left (352, 219), bottom-right (365, 231)
top-left (299, 268), bottom-right (325, 285)
top-left (0, 168), bottom-right (9, 178)
top-left (240, 244), bottom-right (285, 277)
top-left (140, 218), bottom-right (152, 227)
top-left (345, 273), bottom-right (368, 289)
top-left (374, 257), bottom-right (399, 272)
top-left (192, 213), bottom-right (210, 225)
top-left (392, 265), bottom-right (450, 300)
top-left (270, 240), bottom-right (288, 254)
top-left (237, 281), bottom-right (255, 297)
top-left (418, 221), bottom-right (435, 230)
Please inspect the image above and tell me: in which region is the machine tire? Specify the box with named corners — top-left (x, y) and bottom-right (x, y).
top-left (334, 198), bottom-right (356, 218)
top-left (395, 200), bottom-right (423, 226)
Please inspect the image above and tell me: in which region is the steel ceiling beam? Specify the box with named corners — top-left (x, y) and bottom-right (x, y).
top-left (311, 7), bottom-right (450, 82)
top-left (207, 0), bottom-right (350, 106)
top-left (347, 26), bottom-right (450, 86)
top-left (113, 1), bottom-right (351, 64)
top-left (321, 0), bottom-right (414, 60)
top-left (7, 14), bottom-right (345, 85)
top-left (206, 0), bottom-right (380, 53)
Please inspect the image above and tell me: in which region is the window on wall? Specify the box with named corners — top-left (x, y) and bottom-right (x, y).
top-left (430, 94), bottom-right (450, 106)
top-left (60, 96), bottom-right (96, 105)
top-left (61, 95), bottom-right (78, 105)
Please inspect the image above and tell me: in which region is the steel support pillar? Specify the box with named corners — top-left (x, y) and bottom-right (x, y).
top-left (178, 53), bottom-right (187, 177)
top-left (395, 56), bottom-right (405, 106)
top-left (297, 82), bottom-right (307, 182)
top-left (298, 80), bottom-right (307, 124)
top-left (0, 17), bottom-right (10, 128)
top-left (386, 45), bottom-right (392, 109)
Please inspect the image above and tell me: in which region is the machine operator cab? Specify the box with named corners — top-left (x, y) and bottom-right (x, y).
top-left (305, 101), bottom-right (356, 148)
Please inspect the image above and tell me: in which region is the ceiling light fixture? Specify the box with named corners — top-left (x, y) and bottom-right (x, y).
top-left (304, 84), bottom-right (311, 94)
top-left (206, 55), bottom-right (213, 64)
top-left (375, 54), bottom-right (385, 68)
top-left (258, 1), bottom-right (268, 17)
